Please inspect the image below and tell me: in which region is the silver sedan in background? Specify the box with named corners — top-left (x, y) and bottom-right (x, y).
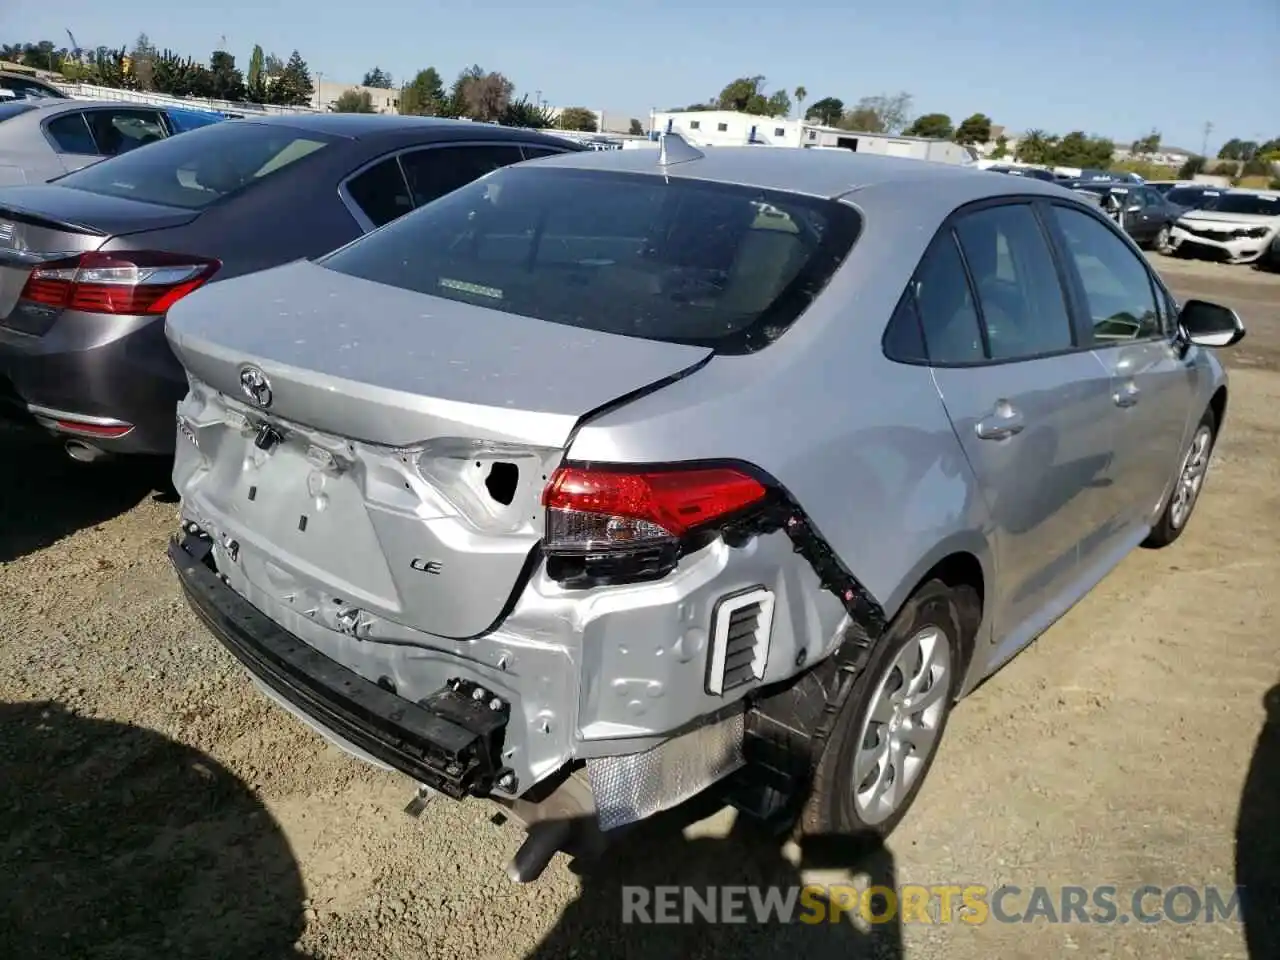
top-left (0, 98), bottom-right (214, 185)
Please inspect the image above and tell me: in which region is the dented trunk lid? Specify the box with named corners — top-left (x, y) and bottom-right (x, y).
top-left (166, 260), bottom-right (712, 448)
top-left (167, 259), bottom-right (712, 640)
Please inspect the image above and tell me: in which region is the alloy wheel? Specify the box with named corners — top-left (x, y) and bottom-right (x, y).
top-left (1169, 424), bottom-right (1212, 531)
top-left (852, 625), bottom-right (952, 826)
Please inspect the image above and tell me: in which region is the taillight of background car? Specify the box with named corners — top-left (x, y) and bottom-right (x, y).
top-left (19, 250), bottom-right (220, 315)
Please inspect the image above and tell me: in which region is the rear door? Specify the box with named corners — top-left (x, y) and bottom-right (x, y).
top-left (921, 200), bottom-right (1119, 644)
top-left (1046, 203), bottom-right (1197, 532)
top-left (42, 107), bottom-right (169, 173)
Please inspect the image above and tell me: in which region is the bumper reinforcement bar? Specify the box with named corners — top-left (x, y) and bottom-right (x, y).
top-left (168, 532), bottom-right (513, 800)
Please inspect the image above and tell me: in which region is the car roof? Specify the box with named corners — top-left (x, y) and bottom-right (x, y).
top-left (227, 112), bottom-right (571, 143)
top-left (529, 143), bottom-right (1072, 205)
top-left (0, 70), bottom-right (64, 87)
top-left (7, 97), bottom-right (145, 115)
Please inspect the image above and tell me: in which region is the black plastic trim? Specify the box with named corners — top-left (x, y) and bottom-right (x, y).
top-left (545, 457), bottom-right (887, 640)
top-left (168, 533), bottom-right (512, 799)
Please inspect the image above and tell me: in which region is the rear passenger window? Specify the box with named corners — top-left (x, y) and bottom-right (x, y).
top-left (910, 232), bottom-right (985, 364)
top-left (44, 112), bottom-right (96, 154)
top-left (84, 109), bottom-right (167, 156)
top-left (882, 291), bottom-right (927, 362)
top-left (953, 204), bottom-right (1074, 360)
top-left (345, 156), bottom-right (413, 228)
top-left (520, 146), bottom-right (563, 160)
top-left (398, 144), bottom-right (525, 207)
top-left (1051, 206), bottom-right (1161, 343)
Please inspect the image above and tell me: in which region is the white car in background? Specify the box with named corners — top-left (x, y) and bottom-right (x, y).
top-left (1168, 190), bottom-right (1280, 264)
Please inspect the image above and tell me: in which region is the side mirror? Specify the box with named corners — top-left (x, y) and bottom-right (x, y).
top-left (1179, 299), bottom-right (1246, 348)
top-left (1126, 204), bottom-right (1142, 213)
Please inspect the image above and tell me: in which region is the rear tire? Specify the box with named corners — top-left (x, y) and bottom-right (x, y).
top-left (1143, 407), bottom-right (1217, 548)
top-left (800, 579), bottom-right (973, 840)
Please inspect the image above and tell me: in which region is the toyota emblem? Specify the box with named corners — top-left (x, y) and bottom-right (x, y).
top-left (239, 365), bottom-right (273, 408)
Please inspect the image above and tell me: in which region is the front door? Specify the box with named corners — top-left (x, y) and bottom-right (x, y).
top-left (1047, 203), bottom-right (1199, 534)
top-left (911, 202), bottom-right (1120, 645)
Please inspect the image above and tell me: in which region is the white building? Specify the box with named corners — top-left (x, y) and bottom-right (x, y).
top-left (314, 80), bottom-right (399, 114)
top-left (648, 110), bottom-right (977, 164)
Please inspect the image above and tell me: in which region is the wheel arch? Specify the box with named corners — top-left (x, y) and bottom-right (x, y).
top-left (880, 536), bottom-right (991, 679)
top-left (1209, 384), bottom-right (1227, 433)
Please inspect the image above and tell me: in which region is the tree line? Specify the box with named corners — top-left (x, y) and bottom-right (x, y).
top-left (2, 37), bottom-right (316, 106)
top-left (2, 39), bottom-right (636, 131)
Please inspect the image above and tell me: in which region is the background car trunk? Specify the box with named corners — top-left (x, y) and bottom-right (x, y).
top-left (0, 185), bottom-right (201, 333)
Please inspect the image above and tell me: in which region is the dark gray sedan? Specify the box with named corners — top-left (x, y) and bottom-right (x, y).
top-left (0, 114), bottom-right (584, 458)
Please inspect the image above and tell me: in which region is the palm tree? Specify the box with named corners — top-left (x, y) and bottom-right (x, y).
top-left (794, 85), bottom-right (807, 119)
top-left (1016, 129), bottom-right (1050, 165)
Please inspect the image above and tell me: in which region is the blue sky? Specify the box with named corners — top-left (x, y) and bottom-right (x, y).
top-left (6, 0), bottom-right (1277, 151)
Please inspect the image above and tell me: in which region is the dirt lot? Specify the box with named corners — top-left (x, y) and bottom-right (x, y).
top-left (1, 257), bottom-right (1277, 960)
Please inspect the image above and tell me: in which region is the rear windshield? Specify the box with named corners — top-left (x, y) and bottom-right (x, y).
top-left (1201, 193), bottom-right (1280, 217)
top-left (0, 102), bottom-right (37, 123)
top-left (54, 121), bottom-right (334, 210)
top-left (1165, 187), bottom-right (1216, 206)
top-left (318, 166), bottom-right (863, 353)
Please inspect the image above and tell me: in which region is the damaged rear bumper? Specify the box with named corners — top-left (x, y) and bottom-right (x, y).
top-left (169, 532), bottom-right (515, 800)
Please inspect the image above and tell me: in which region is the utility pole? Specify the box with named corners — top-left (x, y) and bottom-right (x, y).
top-left (1201, 121), bottom-right (1213, 159)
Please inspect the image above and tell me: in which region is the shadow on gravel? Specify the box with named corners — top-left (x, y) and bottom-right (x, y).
top-left (526, 803), bottom-right (902, 960)
top-left (1237, 683), bottom-right (1280, 960)
top-left (0, 700), bottom-right (313, 960)
top-left (0, 435), bottom-right (174, 563)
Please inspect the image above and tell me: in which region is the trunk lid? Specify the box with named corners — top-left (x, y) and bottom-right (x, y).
top-left (169, 260), bottom-right (713, 640)
top-left (166, 260), bottom-right (713, 449)
top-left (0, 185), bottom-right (201, 329)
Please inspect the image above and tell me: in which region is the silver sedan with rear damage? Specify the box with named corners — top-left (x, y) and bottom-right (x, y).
top-left (164, 135), bottom-right (1246, 881)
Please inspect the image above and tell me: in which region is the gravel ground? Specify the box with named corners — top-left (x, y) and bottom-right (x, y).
top-left (1, 257), bottom-right (1277, 960)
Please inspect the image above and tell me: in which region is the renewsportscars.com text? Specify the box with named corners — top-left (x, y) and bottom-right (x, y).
top-left (621, 884), bottom-right (1244, 926)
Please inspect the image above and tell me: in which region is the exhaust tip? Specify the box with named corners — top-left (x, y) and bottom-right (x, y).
top-left (65, 439), bottom-right (106, 463)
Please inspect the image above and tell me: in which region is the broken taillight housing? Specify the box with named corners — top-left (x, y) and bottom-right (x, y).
top-left (19, 250), bottom-right (221, 316)
top-left (541, 464), bottom-right (768, 586)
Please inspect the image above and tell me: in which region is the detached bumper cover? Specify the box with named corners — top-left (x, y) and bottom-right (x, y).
top-left (168, 533), bottom-right (513, 799)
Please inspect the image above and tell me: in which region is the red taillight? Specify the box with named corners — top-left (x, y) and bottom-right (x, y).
top-left (542, 464), bottom-right (768, 552)
top-left (19, 250), bottom-right (220, 316)
top-left (53, 419), bottom-right (132, 439)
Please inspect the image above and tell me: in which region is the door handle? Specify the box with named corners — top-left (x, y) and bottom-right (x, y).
top-left (974, 400), bottom-right (1025, 441)
top-left (1114, 381), bottom-right (1140, 408)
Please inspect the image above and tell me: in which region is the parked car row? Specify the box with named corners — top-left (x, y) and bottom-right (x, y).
top-left (0, 122), bottom-right (1251, 881)
top-left (988, 167), bottom-right (1279, 266)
